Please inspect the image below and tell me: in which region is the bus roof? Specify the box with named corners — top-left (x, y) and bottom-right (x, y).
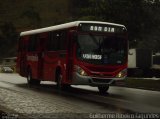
top-left (20, 21), bottom-right (125, 36)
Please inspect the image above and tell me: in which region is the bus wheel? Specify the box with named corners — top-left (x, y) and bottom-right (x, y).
top-left (33, 79), bottom-right (40, 85)
top-left (56, 73), bottom-right (63, 89)
top-left (63, 84), bottom-right (71, 89)
top-left (98, 85), bottom-right (109, 94)
top-left (27, 70), bottom-right (40, 85)
top-left (27, 70), bottom-right (34, 85)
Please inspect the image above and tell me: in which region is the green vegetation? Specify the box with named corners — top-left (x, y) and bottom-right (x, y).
top-left (0, 0), bottom-right (71, 59)
top-left (0, 0), bottom-right (160, 59)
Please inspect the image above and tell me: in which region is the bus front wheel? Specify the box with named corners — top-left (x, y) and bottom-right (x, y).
top-left (98, 85), bottom-right (109, 94)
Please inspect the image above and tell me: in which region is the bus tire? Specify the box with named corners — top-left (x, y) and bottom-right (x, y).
top-left (33, 79), bottom-right (40, 85)
top-left (27, 70), bottom-right (34, 85)
top-left (98, 85), bottom-right (109, 94)
top-left (56, 72), bottom-right (63, 90)
top-left (63, 84), bottom-right (71, 89)
top-left (27, 70), bottom-right (40, 85)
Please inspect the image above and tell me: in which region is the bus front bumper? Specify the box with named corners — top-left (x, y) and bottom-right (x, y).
top-left (72, 72), bottom-right (126, 86)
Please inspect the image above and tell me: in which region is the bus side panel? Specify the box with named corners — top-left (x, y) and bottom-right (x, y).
top-left (26, 52), bottom-right (39, 79)
top-left (43, 51), bottom-right (59, 81)
top-left (17, 36), bottom-right (29, 77)
top-left (37, 32), bottom-right (48, 80)
top-left (42, 51), bottom-right (67, 82)
top-left (42, 30), bottom-right (69, 82)
top-left (58, 51), bottom-right (67, 83)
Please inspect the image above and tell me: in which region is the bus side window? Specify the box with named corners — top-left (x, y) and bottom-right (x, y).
top-left (55, 32), bottom-right (60, 51)
top-left (55, 30), bottom-right (67, 51)
top-left (46, 32), bottom-right (51, 51)
top-left (59, 31), bottom-right (67, 50)
top-left (37, 33), bottom-right (48, 51)
top-left (47, 30), bottom-right (66, 51)
top-left (28, 35), bottom-right (37, 52)
top-left (47, 32), bottom-right (55, 51)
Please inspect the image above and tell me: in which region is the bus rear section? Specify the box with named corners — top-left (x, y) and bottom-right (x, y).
top-left (17, 21), bottom-right (128, 93)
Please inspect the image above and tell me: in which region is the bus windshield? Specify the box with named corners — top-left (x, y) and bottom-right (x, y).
top-left (76, 34), bottom-right (127, 65)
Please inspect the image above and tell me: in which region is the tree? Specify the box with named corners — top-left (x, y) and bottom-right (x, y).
top-left (70, 0), bottom-right (160, 51)
top-left (21, 6), bottom-right (41, 28)
top-left (0, 22), bottom-right (18, 58)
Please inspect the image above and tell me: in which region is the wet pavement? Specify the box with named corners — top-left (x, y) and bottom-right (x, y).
top-left (0, 74), bottom-right (114, 118)
top-left (0, 73), bottom-right (160, 119)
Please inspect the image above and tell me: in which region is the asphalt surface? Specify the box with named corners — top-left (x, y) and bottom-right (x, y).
top-left (0, 73), bottom-right (160, 119)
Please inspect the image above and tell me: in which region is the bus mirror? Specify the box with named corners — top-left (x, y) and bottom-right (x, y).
top-left (128, 51), bottom-right (133, 55)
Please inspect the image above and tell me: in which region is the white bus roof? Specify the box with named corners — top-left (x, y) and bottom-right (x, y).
top-left (20, 21), bottom-right (125, 36)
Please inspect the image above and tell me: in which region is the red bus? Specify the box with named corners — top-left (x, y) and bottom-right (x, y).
top-left (17, 21), bottom-right (128, 93)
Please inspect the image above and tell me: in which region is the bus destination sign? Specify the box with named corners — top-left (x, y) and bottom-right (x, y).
top-left (90, 26), bottom-right (115, 32)
top-left (79, 23), bottom-right (125, 33)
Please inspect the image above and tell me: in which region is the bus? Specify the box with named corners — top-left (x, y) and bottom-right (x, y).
top-left (17, 21), bottom-right (128, 93)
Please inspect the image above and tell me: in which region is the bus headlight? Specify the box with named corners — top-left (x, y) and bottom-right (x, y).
top-left (116, 69), bottom-right (127, 78)
top-left (74, 65), bottom-right (88, 76)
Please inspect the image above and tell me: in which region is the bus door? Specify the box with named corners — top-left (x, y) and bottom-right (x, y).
top-left (37, 33), bottom-right (47, 80)
top-left (66, 31), bottom-right (76, 81)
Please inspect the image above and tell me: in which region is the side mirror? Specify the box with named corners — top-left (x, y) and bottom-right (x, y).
top-left (128, 51), bottom-right (133, 55)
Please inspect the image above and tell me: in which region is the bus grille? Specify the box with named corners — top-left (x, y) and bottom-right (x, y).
top-left (92, 78), bottom-right (112, 83)
top-left (92, 73), bottom-right (113, 77)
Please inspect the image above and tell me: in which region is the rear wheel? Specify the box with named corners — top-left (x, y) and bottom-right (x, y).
top-left (27, 70), bottom-right (40, 85)
top-left (98, 85), bottom-right (109, 94)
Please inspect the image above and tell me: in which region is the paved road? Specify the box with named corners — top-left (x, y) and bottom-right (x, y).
top-left (0, 73), bottom-right (160, 118)
top-left (0, 73), bottom-right (115, 119)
